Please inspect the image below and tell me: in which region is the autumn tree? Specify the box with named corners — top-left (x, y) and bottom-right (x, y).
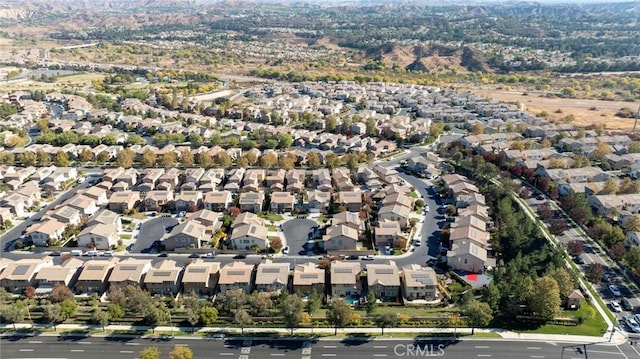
top-left (180, 150), bottom-right (194, 167)
top-left (260, 152), bottom-right (278, 168)
top-left (567, 240), bottom-right (584, 257)
top-left (169, 345), bottom-right (193, 359)
top-left (537, 203), bottom-right (553, 221)
top-left (586, 263), bottom-right (604, 284)
top-left (158, 152), bottom-right (176, 167)
top-left (626, 214), bottom-right (640, 232)
top-left (49, 284), bottom-right (74, 303)
top-left (116, 149), bottom-right (135, 168)
top-left (214, 151), bottom-right (232, 167)
top-left (528, 276), bottom-right (561, 321)
top-left (141, 149), bottom-right (157, 168)
top-left (140, 347), bottom-right (161, 359)
top-left (306, 152), bottom-right (321, 169)
top-left (326, 298), bottom-right (353, 335)
top-left (54, 151), bottom-right (70, 167)
top-left (234, 309), bottom-right (252, 335)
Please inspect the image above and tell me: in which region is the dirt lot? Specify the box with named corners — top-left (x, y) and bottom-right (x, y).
top-left (465, 87), bottom-right (638, 132)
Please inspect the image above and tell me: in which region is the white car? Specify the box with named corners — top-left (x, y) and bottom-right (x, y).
top-left (282, 246), bottom-right (289, 255)
top-left (77, 177), bottom-right (86, 184)
top-left (362, 255), bottom-right (375, 261)
top-left (609, 284), bottom-right (622, 297)
top-left (424, 205), bottom-right (430, 213)
top-left (610, 301), bottom-right (623, 312)
top-left (626, 316), bottom-right (640, 333)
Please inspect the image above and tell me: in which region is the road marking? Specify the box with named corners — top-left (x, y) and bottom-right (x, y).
top-left (373, 355), bottom-right (388, 357)
top-left (218, 353), bottom-right (234, 356)
top-left (271, 354), bottom-right (285, 357)
top-left (28, 341), bottom-right (42, 343)
top-left (527, 347), bottom-right (541, 350)
top-left (587, 350), bottom-right (625, 355)
top-left (477, 355), bottom-right (492, 358)
top-left (19, 349), bottom-right (34, 352)
top-left (323, 345), bottom-right (337, 348)
top-left (120, 350), bottom-right (134, 354)
top-left (77, 341), bottom-right (92, 345)
top-left (322, 355), bottom-right (337, 357)
top-left (70, 350), bottom-right (84, 352)
top-left (125, 342), bottom-right (140, 346)
top-left (530, 356), bottom-right (545, 358)
top-left (475, 346), bottom-right (490, 349)
top-left (374, 346), bottom-right (388, 349)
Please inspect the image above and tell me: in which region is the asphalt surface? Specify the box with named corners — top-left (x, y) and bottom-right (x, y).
top-left (132, 216), bottom-right (178, 253)
top-left (1, 336), bottom-right (639, 359)
top-left (282, 218), bottom-right (318, 255)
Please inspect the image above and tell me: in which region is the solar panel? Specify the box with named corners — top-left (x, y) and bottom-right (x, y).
top-left (120, 265), bottom-right (137, 271)
top-left (153, 271), bottom-right (172, 277)
top-left (262, 268), bottom-right (281, 273)
top-left (87, 265), bottom-right (103, 271)
top-left (374, 269), bottom-right (394, 275)
top-left (12, 265), bottom-right (30, 276)
top-left (334, 268), bottom-right (353, 273)
top-left (410, 273), bottom-right (428, 279)
top-left (228, 270), bottom-right (246, 276)
top-left (188, 268), bottom-right (207, 273)
top-left (300, 274), bottom-right (319, 279)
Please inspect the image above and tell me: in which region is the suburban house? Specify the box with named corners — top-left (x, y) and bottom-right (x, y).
top-left (81, 186), bottom-right (109, 206)
top-left (337, 191), bottom-right (362, 212)
top-left (330, 261), bottom-right (362, 299)
top-left (143, 190), bottom-right (174, 212)
top-left (229, 223), bottom-right (269, 250)
top-left (378, 204), bottom-right (411, 228)
top-left (28, 219), bottom-right (66, 246)
top-left (447, 240), bottom-right (487, 273)
top-left (181, 259), bottom-right (220, 296)
top-left (293, 262), bottom-right (326, 299)
top-left (107, 191), bottom-right (140, 213)
top-left (270, 192), bottom-right (296, 213)
top-left (238, 191), bottom-right (265, 213)
top-left (375, 220), bottom-right (405, 248)
top-left (64, 194), bottom-right (99, 216)
top-left (203, 191), bottom-right (233, 212)
top-left (0, 257), bottom-right (54, 292)
top-left (306, 190), bottom-right (331, 213)
top-left (137, 168), bottom-right (165, 193)
top-left (232, 212), bottom-right (265, 228)
top-left (77, 223), bottom-right (119, 250)
top-left (382, 192), bottom-right (414, 209)
top-left (402, 264), bottom-right (438, 301)
top-left (366, 262), bottom-right (401, 302)
top-left (144, 259), bottom-right (183, 295)
top-left (218, 261), bottom-right (255, 293)
top-left (0, 193), bottom-right (28, 218)
top-left (74, 258), bottom-right (119, 294)
top-left (312, 169), bottom-right (333, 192)
top-left (449, 225), bottom-right (489, 248)
top-left (33, 257), bottom-right (84, 292)
top-left (108, 258), bottom-right (152, 289)
top-left (164, 220), bottom-right (208, 250)
top-left (323, 224), bottom-right (358, 252)
top-left (48, 206), bottom-right (82, 225)
top-left (254, 262), bottom-right (290, 293)
top-left (175, 191), bottom-right (203, 213)
top-left (188, 209), bottom-right (222, 234)
top-left (87, 209), bottom-right (122, 231)
top-left (332, 211), bottom-right (363, 232)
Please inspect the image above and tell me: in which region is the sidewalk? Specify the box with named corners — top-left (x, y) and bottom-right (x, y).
top-left (1, 323), bottom-right (627, 345)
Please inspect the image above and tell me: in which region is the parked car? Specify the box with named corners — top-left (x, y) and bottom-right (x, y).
top-left (188, 253), bottom-right (200, 259)
top-left (158, 253), bottom-right (168, 257)
top-left (622, 298), bottom-right (634, 311)
top-left (77, 177), bottom-right (86, 184)
top-left (282, 246), bottom-right (290, 255)
top-left (609, 284), bottom-right (622, 297)
top-left (362, 254), bottom-right (375, 261)
top-left (384, 246), bottom-right (391, 255)
top-left (610, 300), bottom-right (623, 313)
top-left (625, 316), bottom-right (640, 333)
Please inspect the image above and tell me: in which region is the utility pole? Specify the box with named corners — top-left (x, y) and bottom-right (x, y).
top-left (633, 104), bottom-right (640, 133)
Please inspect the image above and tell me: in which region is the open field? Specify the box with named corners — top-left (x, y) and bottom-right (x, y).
top-left (465, 86), bottom-right (638, 132)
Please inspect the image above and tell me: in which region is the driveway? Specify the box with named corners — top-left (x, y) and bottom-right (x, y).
top-left (282, 219), bottom-right (318, 255)
top-left (133, 216), bottom-right (178, 253)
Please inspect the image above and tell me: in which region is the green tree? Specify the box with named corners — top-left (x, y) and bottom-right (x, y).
top-left (43, 304), bottom-right (63, 331)
top-left (325, 115), bottom-right (337, 132)
top-left (629, 141), bottom-right (640, 153)
top-left (624, 246), bottom-right (640, 269)
top-left (374, 313), bottom-right (398, 335)
top-left (215, 288), bottom-right (247, 316)
top-left (92, 308), bottom-right (110, 332)
top-left (306, 152), bottom-right (321, 169)
top-left (186, 308), bottom-right (199, 333)
top-left (547, 267), bottom-right (574, 299)
top-left (463, 300), bottom-right (493, 334)
top-left (125, 134), bottom-right (145, 146)
top-left (54, 151), bottom-right (70, 167)
top-left (78, 148), bottom-right (95, 163)
top-left (140, 347), bottom-right (161, 359)
top-left (305, 288), bottom-right (322, 316)
top-left (528, 276), bottom-right (561, 321)
top-left (234, 308), bottom-right (252, 335)
top-left (0, 305), bottom-right (24, 329)
top-left (364, 291), bottom-right (378, 316)
top-left (107, 303), bottom-right (124, 320)
top-left (326, 298), bottom-right (353, 335)
top-left (279, 294), bottom-right (304, 335)
top-left (625, 214), bottom-right (640, 232)
top-left (198, 306), bottom-right (218, 326)
top-left (59, 299), bottom-right (78, 320)
top-left (101, 133), bottom-right (118, 145)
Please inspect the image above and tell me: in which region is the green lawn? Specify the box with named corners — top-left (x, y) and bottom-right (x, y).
top-left (410, 191), bottom-right (419, 199)
top-left (259, 213), bottom-right (284, 222)
top-left (516, 301), bottom-right (607, 337)
top-left (267, 225), bottom-right (278, 231)
top-left (120, 234), bottom-right (132, 240)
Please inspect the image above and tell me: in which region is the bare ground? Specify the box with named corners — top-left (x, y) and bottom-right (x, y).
top-left (465, 87), bottom-right (638, 131)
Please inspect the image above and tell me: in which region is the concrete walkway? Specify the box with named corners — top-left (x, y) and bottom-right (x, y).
top-left (1, 323), bottom-right (627, 345)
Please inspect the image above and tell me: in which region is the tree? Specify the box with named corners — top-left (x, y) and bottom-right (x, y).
top-left (36, 149), bottom-right (51, 166)
top-left (374, 313), bottom-right (398, 335)
top-left (609, 243), bottom-right (627, 261)
top-left (0, 305), bottom-right (24, 329)
top-left (625, 246), bottom-right (640, 269)
top-left (463, 300), bottom-right (493, 335)
top-left (326, 298), bottom-right (353, 335)
top-left (198, 306), bottom-right (218, 326)
top-left (59, 299), bottom-right (78, 320)
top-left (629, 141), bottom-right (640, 153)
top-left (214, 151), bottom-right (232, 167)
top-left (626, 214), bottom-right (640, 232)
top-left (471, 123), bottom-right (485, 135)
top-left (54, 151), bottom-right (70, 167)
top-left (528, 276), bottom-right (561, 321)
top-left (180, 150), bottom-right (194, 167)
top-left (116, 149), bottom-right (135, 168)
top-left (92, 308), bottom-right (110, 332)
top-left (280, 294), bottom-right (304, 335)
top-left (125, 134), bottom-right (145, 146)
top-left (159, 152), bottom-right (177, 167)
top-left (234, 308), bottom-right (252, 335)
top-left (602, 178), bottom-right (618, 195)
top-left (537, 203), bottom-right (553, 221)
top-left (78, 149), bottom-right (94, 163)
top-left (250, 291), bottom-right (274, 316)
top-left (586, 263), bottom-right (604, 284)
top-left (186, 308), bottom-right (199, 333)
top-left (567, 240), bottom-right (584, 257)
top-left (141, 149), bottom-right (157, 168)
top-left (170, 345), bottom-right (193, 359)
top-left (215, 288), bottom-right (247, 316)
top-left (364, 291), bottom-right (378, 316)
top-left (97, 151), bottom-right (111, 164)
top-left (43, 304), bottom-right (63, 330)
top-left (549, 219), bottom-right (567, 235)
top-left (49, 284), bottom-right (74, 303)
top-left (305, 288), bottom-right (322, 316)
top-left (23, 286), bottom-right (36, 299)
top-left (107, 303), bottom-right (124, 320)
top-left (140, 347), bottom-right (161, 359)
top-left (547, 267), bottom-right (574, 299)
top-left (306, 152), bottom-right (322, 169)
top-left (260, 152), bottom-right (278, 168)
top-left (143, 307), bottom-right (164, 333)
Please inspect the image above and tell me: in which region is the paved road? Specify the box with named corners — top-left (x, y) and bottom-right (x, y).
top-left (1, 336), bottom-right (638, 359)
top-left (282, 218), bottom-right (318, 255)
top-left (133, 216), bottom-right (178, 253)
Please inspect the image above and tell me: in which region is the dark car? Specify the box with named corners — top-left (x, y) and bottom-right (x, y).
top-left (126, 244), bottom-right (135, 251)
top-left (158, 253), bottom-right (168, 257)
top-left (536, 194), bottom-right (545, 200)
top-left (49, 251), bottom-right (61, 256)
top-left (189, 253), bottom-right (200, 258)
top-left (233, 254), bottom-right (247, 259)
top-left (622, 297), bottom-right (634, 311)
